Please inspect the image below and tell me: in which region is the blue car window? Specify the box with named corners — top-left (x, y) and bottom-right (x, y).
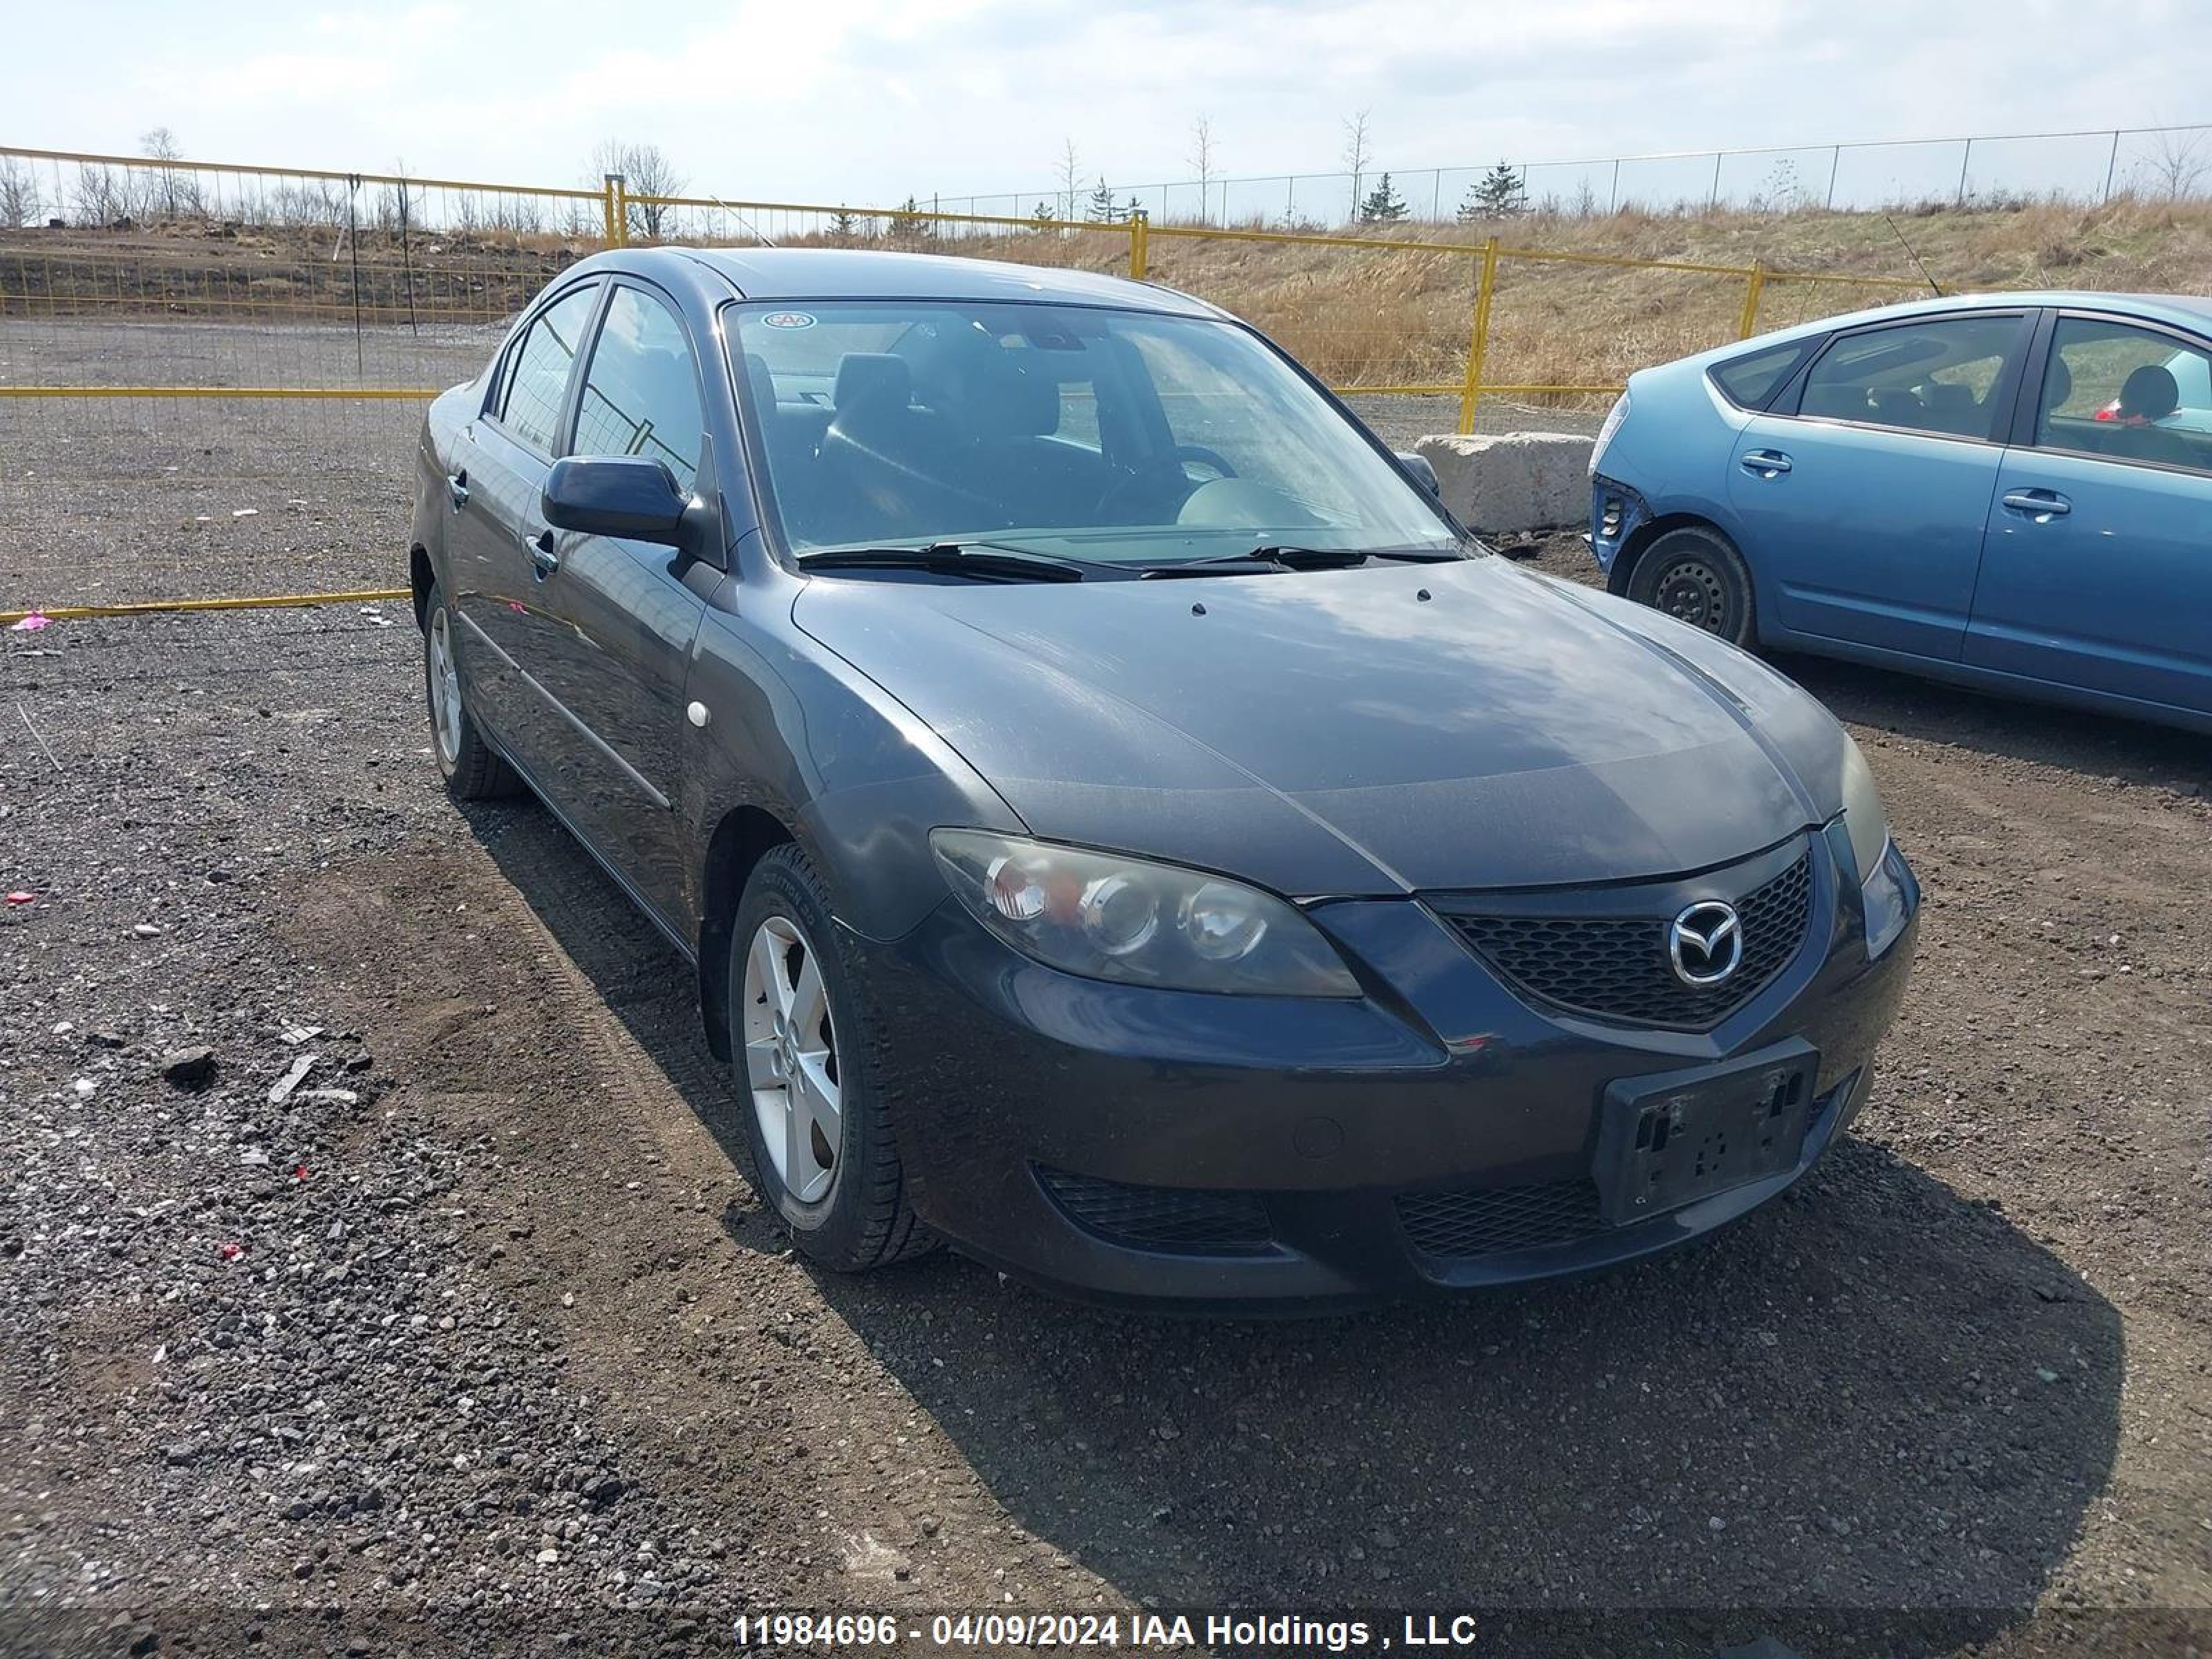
top-left (2034, 317), bottom-right (2212, 476)
top-left (1797, 315), bottom-right (2021, 440)
top-left (1711, 340), bottom-right (1811, 410)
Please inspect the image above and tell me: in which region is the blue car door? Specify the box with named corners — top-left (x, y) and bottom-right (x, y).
top-left (1723, 310), bottom-right (2032, 661)
top-left (1967, 310), bottom-right (2212, 718)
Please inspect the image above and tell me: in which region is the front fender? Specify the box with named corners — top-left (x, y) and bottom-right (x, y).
top-left (682, 570), bottom-right (1022, 946)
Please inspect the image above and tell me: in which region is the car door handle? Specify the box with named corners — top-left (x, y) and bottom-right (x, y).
top-left (1739, 449), bottom-right (1792, 478)
top-left (2000, 489), bottom-right (2070, 519)
top-left (446, 469), bottom-right (469, 511)
top-left (527, 529), bottom-right (560, 579)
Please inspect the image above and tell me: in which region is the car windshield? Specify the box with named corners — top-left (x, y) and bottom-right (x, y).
top-left (727, 299), bottom-right (1464, 568)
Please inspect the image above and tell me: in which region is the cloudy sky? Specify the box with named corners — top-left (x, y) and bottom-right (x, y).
top-left (10, 0), bottom-right (2207, 206)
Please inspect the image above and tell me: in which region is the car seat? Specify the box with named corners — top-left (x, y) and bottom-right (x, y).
top-left (2110, 364), bottom-right (2193, 467)
top-left (1918, 381), bottom-right (1982, 436)
top-left (814, 353), bottom-right (1007, 543)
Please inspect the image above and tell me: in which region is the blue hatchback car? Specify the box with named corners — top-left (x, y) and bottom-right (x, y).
top-left (1589, 292), bottom-right (2212, 733)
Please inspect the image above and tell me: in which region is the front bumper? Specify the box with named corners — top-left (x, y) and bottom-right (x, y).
top-left (1588, 474), bottom-right (1651, 581)
top-left (860, 824), bottom-right (1919, 1312)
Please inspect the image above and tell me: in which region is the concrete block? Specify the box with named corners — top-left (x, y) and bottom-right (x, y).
top-left (1414, 431), bottom-right (1595, 534)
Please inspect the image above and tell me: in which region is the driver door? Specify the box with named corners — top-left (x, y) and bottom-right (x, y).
top-left (523, 280), bottom-right (718, 927)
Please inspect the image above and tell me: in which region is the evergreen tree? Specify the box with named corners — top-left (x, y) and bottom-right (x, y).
top-left (1087, 177), bottom-right (1118, 222)
top-left (1125, 195), bottom-right (1144, 223)
top-left (1031, 200), bottom-right (1057, 229)
top-left (1458, 160), bottom-right (1528, 221)
top-left (831, 205), bottom-right (858, 238)
top-left (1358, 171), bottom-right (1408, 223)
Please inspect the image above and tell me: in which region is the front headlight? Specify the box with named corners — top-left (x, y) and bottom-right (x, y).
top-left (1590, 390), bottom-right (1630, 475)
top-left (930, 830), bottom-right (1360, 998)
top-left (1839, 736), bottom-right (1891, 884)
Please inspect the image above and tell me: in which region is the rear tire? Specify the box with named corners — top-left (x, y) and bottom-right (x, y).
top-left (728, 843), bottom-right (935, 1273)
top-left (422, 579), bottom-right (522, 800)
top-left (1627, 525), bottom-right (1756, 648)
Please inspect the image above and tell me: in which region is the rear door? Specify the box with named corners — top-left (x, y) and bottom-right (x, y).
top-left (1725, 310), bottom-right (2031, 660)
top-left (1968, 310), bottom-right (2212, 716)
top-left (449, 279), bottom-right (604, 771)
top-left (526, 279), bottom-right (718, 926)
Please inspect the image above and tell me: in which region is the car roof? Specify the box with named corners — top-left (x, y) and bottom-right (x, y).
top-left (593, 245), bottom-right (1224, 319)
top-left (1716, 288), bottom-right (2212, 359)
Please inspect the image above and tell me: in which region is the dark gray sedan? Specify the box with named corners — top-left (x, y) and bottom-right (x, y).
top-left (408, 247), bottom-right (1918, 1311)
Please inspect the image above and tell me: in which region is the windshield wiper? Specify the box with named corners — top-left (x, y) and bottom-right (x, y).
top-left (794, 542), bottom-right (1094, 583)
top-left (1138, 544), bottom-right (1463, 578)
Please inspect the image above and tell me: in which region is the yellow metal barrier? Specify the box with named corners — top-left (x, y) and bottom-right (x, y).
top-left (1738, 261), bottom-right (1770, 339)
top-left (2, 588), bottom-right (411, 626)
top-left (1459, 238), bottom-right (1501, 433)
top-left (3, 143), bottom-right (1934, 422)
top-left (0, 385), bottom-right (438, 400)
top-left (0, 142), bottom-right (1953, 621)
top-left (0, 144), bottom-right (601, 201)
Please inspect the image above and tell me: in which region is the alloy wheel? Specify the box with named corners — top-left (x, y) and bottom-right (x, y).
top-left (741, 914), bottom-right (843, 1207)
top-left (427, 608), bottom-right (462, 765)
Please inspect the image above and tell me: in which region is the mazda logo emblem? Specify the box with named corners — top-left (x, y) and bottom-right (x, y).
top-left (1668, 900), bottom-right (1743, 987)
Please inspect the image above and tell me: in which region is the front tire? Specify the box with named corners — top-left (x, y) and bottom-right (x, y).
top-left (423, 580), bottom-right (521, 800)
top-left (1627, 525), bottom-right (1756, 648)
top-left (728, 843), bottom-right (935, 1273)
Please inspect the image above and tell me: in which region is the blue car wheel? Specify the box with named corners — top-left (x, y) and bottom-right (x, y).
top-left (1628, 525), bottom-right (1756, 647)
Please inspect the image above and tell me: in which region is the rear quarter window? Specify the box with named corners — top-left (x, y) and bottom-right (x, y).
top-left (1709, 341), bottom-right (1812, 410)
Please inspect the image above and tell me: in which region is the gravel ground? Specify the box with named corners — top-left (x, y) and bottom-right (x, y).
top-left (1, 514), bottom-right (2208, 1653)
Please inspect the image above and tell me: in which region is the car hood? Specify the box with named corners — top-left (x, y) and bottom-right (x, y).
top-left (791, 557), bottom-right (1851, 896)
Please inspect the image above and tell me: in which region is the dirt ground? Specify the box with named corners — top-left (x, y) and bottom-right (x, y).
top-left (0, 534), bottom-right (2206, 1658)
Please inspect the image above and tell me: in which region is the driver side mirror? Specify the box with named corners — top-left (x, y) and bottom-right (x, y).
top-left (541, 456), bottom-right (690, 545)
top-left (1396, 451), bottom-right (1441, 496)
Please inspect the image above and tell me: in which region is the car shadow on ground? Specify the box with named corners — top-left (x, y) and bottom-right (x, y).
top-left (1772, 650), bottom-right (2207, 791)
top-left (462, 809), bottom-right (2125, 1656)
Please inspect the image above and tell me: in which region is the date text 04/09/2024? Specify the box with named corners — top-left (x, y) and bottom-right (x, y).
top-left (732, 1613), bottom-right (1486, 1650)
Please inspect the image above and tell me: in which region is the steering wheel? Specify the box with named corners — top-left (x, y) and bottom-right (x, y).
top-left (1096, 444), bottom-right (1239, 520)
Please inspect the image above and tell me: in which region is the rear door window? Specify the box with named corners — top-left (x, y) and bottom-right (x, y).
top-left (496, 283), bottom-right (601, 456)
top-left (2032, 315), bottom-right (2212, 476)
top-left (1794, 314), bottom-right (2024, 440)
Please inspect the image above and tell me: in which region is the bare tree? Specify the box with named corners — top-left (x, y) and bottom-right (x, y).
top-left (71, 162), bottom-right (127, 227)
top-left (1056, 138), bottom-right (1081, 223)
top-left (139, 125), bottom-right (200, 220)
top-left (590, 140), bottom-right (688, 239)
top-left (2138, 126), bottom-right (2210, 200)
top-left (375, 157), bottom-right (419, 233)
top-left (1187, 116), bottom-right (1219, 225)
top-left (1341, 109), bottom-right (1373, 226)
top-left (0, 157), bottom-right (39, 227)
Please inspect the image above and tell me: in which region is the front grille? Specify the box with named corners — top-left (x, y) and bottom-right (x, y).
top-left (1396, 1179), bottom-right (1607, 1259)
top-left (1448, 852), bottom-right (1813, 1030)
top-left (1035, 1168), bottom-right (1273, 1254)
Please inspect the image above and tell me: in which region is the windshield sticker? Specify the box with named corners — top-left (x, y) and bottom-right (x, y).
top-left (759, 310), bottom-right (816, 330)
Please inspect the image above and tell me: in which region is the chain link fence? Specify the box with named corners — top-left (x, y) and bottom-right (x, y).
top-left (939, 124), bottom-right (2212, 228)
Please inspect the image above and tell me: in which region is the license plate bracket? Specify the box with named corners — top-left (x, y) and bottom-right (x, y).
top-left (1595, 1040), bottom-right (1818, 1226)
